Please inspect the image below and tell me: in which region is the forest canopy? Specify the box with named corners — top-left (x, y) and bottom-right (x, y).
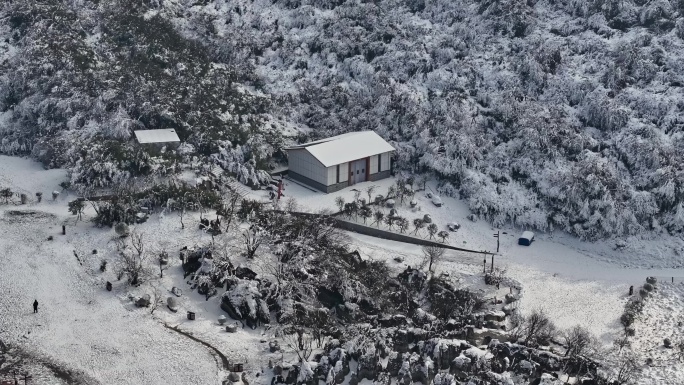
top-left (2, 0), bottom-right (684, 239)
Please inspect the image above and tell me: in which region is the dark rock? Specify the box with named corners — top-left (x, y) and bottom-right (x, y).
top-left (505, 293), bottom-right (519, 304)
top-left (317, 287), bottom-right (344, 309)
top-left (167, 297), bottom-right (179, 312)
top-left (394, 330), bottom-right (409, 353)
top-left (235, 266), bottom-right (258, 280)
top-left (221, 277), bottom-right (269, 328)
top-left (136, 294), bottom-right (151, 307)
top-left (485, 311), bottom-right (506, 322)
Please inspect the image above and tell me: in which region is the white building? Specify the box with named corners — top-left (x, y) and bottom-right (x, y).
top-left (134, 129), bottom-right (180, 149)
top-left (285, 131), bottom-right (395, 193)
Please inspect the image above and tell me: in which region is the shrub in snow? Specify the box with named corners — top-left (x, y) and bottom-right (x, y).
top-left (646, 276), bottom-right (658, 285)
top-left (114, 222), bottom-right (130, 237)
top-left (664, 338), bottom-right (672, 348)
top-left (639, 287), bottom-right (649, 298)
top-left (643, 283), bottom-right (654, 292)
top-left (296, 361), bottom-right (316, 385)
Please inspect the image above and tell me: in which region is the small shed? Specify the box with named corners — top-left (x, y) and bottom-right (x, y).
top-left (285, 131), bottom-right (395, 193)
top-left (518, 231), bottom-right (535, 246)
top-left (134, 129), bottom-right (180, 150)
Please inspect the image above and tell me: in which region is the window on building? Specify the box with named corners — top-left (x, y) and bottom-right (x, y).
top-left (336, 165), bottom-right (340, 183)
top-left (378, 154), bottom-right (382, 172)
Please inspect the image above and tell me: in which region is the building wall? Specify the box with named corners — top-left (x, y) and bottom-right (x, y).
top-left (326, 162), bottom-right (349, 186)
top-left (369, 152), bottom-right (391, 175)
top-left (369, 169), bottom-right (391, 182)
top-left (380, 151), bottom-right (391, 172)
top-left (287, 149), bottom-right (327, 186)
top-left (289, 171), bottom-right (349, 193)
top-left (369, 155), bottom-right (378, 174)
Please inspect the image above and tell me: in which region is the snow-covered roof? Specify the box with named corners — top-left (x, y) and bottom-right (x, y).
top-left (134, 129), bottom-right (180, 144)
top-left (286, 131), bottom-right (395, 167)
top-left (520, 231), bottom-right (535, 240)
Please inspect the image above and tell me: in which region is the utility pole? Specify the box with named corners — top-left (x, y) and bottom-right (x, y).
top-left (493, 230), bottom-right (500, 253)
top-left (483, 256), bottom-right (487, 274)
top-left (491, 231), bottom-right (500, 273)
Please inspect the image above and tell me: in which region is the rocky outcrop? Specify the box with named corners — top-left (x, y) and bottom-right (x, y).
top-left (221, 277), bottom-right (269, 328)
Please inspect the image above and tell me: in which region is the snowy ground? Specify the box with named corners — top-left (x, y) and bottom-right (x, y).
top-left (1, 155), bottom-right (682, 384)
top-left (0, 156), bottom-right (218, 384)
top-left (631, 282), bottom-right (684, 385)
top-left (256, 176), bottom-right (680, 338)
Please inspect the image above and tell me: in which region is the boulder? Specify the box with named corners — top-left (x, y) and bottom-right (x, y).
top-left (167, 297), bottom-right (179, 312)
top-left (228, 371), bottom-right (241, 382)
top-left (171, 286), bottom-right (182, 297)
top-left (218, 315), bottom-right (227, 325)
top-left (221, 277), bottom-right (269, 328)
top-left (502, 304), bottom-right (516, 315)
top-left (235, 266), bottom-right (258, 280)
top-left (136, 294), bottom-right (151, 307)
top-left (505, 293), bottom-right (520, 304)
top-left (226, 323), bottom-right (239, 333)
top-left (269, 340), bottom-right (280, 352)
top-left (485, 311), bottom-right (506, 322)
top-left (273, 365), bottom-right (283, 376)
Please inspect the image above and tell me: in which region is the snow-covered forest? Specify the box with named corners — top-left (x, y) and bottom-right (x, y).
top-left (2, 0), bottom-right (684, 239)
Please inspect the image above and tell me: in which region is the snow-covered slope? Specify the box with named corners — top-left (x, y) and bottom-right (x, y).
top-left (2, 0), bottom-right (684, 240)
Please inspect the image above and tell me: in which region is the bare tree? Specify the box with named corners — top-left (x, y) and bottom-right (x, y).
top-left (365, 185), bottom-right (377, 203)
top-left (285, 197), bottom-right (299, 212)
top-left (395, 181), bottom-right (406, 204)
top-left (564, 325), bottom-right (594, 358)
top-left (116, 232), bottom-right (148, 285)
top-left (68, 199), bottom-right (85, 221)
top-left (158, 251), bottom-right (170, 278)
top-left (243, 226), bottom-right (264, 259)
top-left (149, 284), bottom-right (162, 314)
top-left (397, 217), bottom-right (410, 233)
top-left (353, 190), bottom-right (361, 203)
top-left (335, 196), bottom-right (345, 213)
top-left (422, 246), bottom-right (445, 276)
top-left (510, 309), bottom-right (557, 346)
top-left (427, 223), bottom-right (438, 239)
top-left (417, 175), bottom-right (429, 191)
top-left (373, 210), bottom-right (384, 227)
top-left (359, 206), bottom-right (372, 224)
top-left (283, 328), bottom-right (314, 362)
top-left (412, 218), bottom-right (425, 235)
top-left (613, 334), bottom-right (632, 353)
top-left (438, 230), bottom-right (449, 243)
top-left (383, 215), bottom-right (395, 230)
top-left (607, 352), bottom-right (640, 385)
top-left (218, 190), bottom-right (240, 232)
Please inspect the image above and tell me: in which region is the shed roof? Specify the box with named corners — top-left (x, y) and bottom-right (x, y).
top-left (286, 131), bottom-right (395, 167)
top-left (520, 231), bottom-right (535, 240)
top-left (134, 129), bottom-right (180, 144)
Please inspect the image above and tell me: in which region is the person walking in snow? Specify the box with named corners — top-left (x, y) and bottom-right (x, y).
top-left (33, 299), bottom-right (38, 313)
